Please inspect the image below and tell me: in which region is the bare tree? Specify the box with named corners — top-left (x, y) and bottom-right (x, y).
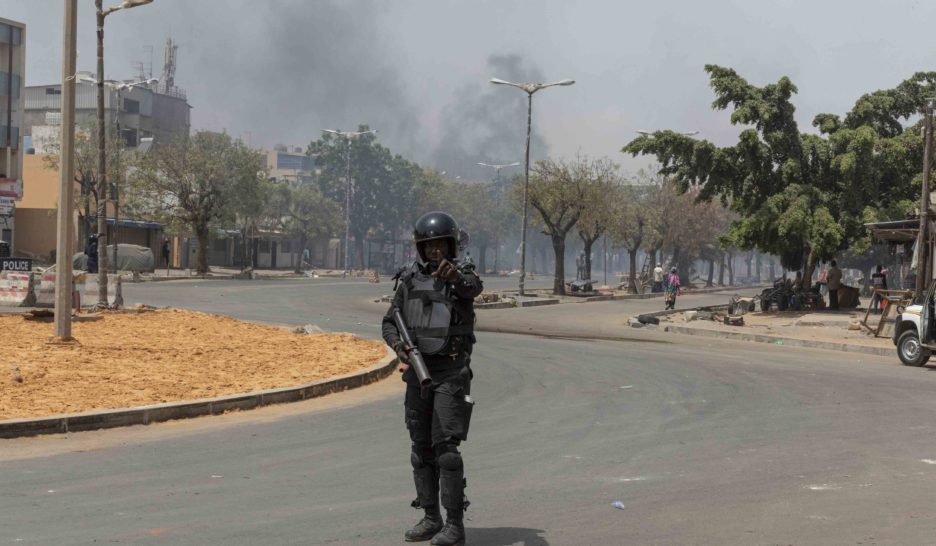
top-left (523, 156), bottom-right (592, 295)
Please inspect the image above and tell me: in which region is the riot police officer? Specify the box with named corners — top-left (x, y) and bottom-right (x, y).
top-left (382, 211), bottom-right (483, 546)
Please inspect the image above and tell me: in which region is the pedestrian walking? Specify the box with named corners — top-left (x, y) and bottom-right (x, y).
top-left (575, 252), bottom-right (584, 280)
top-left (871, 264), bottom-right (887, 313)
top-left (827, 260), bottom-right (843, 311)
top-left (85, 234), bottom-right (99, 274)
top-left (161, 238), bottom-right (171, 269)
top-left (664, 266), bottom-right (681, 310)
top-left (652, 263), bottom-right (664, 293)
top-left (818, 267), bottom-right (828, 296)
top-left (383, 211), bottom-right (482, 546)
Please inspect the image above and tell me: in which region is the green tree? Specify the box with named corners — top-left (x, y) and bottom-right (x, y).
top-left (131, 131), bottom-right (266, 274)
top-left (624, 66), bottom-right (935, 287)
top-left (308, 126), bottom-right (417, 269)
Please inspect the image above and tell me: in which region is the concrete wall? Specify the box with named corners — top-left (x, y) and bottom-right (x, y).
top-left (13, 207), bottom-right (55, 260)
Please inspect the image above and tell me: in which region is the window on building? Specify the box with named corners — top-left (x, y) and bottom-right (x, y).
top-left (259, 239), bottom-right (271, 253)
top-left (45, 87), bottom-right (61, 95)
top-left (123, 98), bottom-right (140, 114)
top-left (212, 238), bottom-right (228, 252)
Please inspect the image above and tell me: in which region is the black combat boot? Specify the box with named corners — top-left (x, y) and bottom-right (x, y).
top-left (406, 457), bottom-right (443, 542)
top-left (405, 505), bottom-right (443, 542)
top-left (433, 468), bottom-right (468, 546)
top-left (430, 510), bottom-right (465, 546)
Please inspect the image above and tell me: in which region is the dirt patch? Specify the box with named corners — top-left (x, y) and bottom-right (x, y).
top-left (0, 309), bottom-right (386, 420)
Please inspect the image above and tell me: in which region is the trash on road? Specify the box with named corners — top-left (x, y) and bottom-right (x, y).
top-left (611, 501), bottom-right (625, 509)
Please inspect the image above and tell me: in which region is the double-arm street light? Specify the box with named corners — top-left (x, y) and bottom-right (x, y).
top-left (490, 77), bottom-right (574, 297)
top-left (94, 0), bottom-right (153, 306)
top-left (322, 128), bottom-right (377, 273)
top-left (76, 74), bottom-right (157, 272)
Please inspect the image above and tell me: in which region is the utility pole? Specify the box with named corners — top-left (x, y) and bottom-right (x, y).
top-left (95, 0), bottom-right (110, 306)
top-left (54, 0), bottom-right (77, 339)
top-left (917, 99), bottom-right (934, 299)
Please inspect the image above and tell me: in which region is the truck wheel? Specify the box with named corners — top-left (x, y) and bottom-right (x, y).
top-left (897, 329), bottom-right (931, 367)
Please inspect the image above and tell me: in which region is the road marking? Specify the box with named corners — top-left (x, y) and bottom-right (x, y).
top-left (806, 484), bottom-right (841, 491)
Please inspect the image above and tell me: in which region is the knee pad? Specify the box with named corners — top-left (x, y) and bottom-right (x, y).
top-left (411, 449), bottom-right (435, 469)
top-left (437, 448), bottom-right (463, 471)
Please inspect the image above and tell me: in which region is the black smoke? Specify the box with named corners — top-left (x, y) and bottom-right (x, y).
top-left (430, 54), bottom-right (550, 181)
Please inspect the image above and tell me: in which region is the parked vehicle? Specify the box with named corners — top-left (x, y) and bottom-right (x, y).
top-left (894, 286), bottom-right (933, 366)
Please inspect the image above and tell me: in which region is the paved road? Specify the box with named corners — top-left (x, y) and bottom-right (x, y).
top-left (6, 278), bottom-right (935, 545)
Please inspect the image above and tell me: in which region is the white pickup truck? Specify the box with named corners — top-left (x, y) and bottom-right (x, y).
top-left (895, 300), bottom-right (932, 366)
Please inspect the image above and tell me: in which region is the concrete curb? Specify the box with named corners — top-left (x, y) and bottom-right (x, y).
top-left (663, 324), bottom-right (892, 358)
top-left (0, 344), bottom-right (397, 439)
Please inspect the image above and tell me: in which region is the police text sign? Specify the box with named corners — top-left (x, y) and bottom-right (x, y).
top-left (0, 258), bottom-right (32, 271)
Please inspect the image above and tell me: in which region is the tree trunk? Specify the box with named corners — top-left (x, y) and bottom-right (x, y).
top-left (769, 259), bottom-right (776, 281)
top-left (551, 234), bottom-right (567, 295)
top-left (583, 238), bottom-right (595, 280)
top-left (706, 259), bottom-right (715, 287)
top-left (755, 252), bottom-right (762, 282)
top-left (746, 251), bottom-right (753, 278)
top-left (628, 247), bottom-right (639, 293)
top-left (727, 250), bottom-right (735, 286)
top-left (294, 232), bottom-right (307, 274)
top-left (802, 247), bottom-right (818, 291)
top-left (718, 253), bottom-right (726, 285)
top-left (478, 244), bottom-right (487, 274)
top-left (195, 223), bottom-right (210, 275)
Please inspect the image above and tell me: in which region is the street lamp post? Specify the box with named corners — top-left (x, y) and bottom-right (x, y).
top-left (490, 77), bottom-right (574, 297)
top-left (322, 128), bottom-right (377, 273)
top-left (54, 0), bottom-right (78, 340)
top-left (75, 74), bottom-right (157, 274)
top-left (94, 0), bottom-right (153, 307)
top-left (110, 79), bottom-right (156, 271)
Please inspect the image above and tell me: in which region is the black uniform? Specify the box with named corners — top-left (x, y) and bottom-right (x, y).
top-left (382, 254), bottom-right (482, 545)
top-left (85, 236), bottom-right (99, 274)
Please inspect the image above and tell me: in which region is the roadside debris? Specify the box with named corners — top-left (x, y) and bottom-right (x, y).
top-left (294, 324), bottom-right (325, 334)
top-left (611, 501), bottom-right (626, 510)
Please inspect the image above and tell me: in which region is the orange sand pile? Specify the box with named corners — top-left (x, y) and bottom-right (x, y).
top-left (0, 309), bottom-right (387, 419)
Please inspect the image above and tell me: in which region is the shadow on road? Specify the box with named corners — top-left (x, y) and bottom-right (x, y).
top-left (467, 526), bottom-right (549, 545)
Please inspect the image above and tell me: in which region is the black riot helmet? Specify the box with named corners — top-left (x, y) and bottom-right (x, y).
top-left (413, 211), bottom-right (459, 263)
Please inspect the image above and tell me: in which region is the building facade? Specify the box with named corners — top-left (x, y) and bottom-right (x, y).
top-left (265, 146), bottom-right (315, 185)
top-left (24, 79), bottom-right (190, 153)
top-left (0, 18), bottom-right (24, 253)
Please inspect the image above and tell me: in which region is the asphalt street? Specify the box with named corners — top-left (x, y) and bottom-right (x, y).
top-left (3, 277), bottom-right (935, 545)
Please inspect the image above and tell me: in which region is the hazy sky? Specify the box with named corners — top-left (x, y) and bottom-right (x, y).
top-left (3, 0), bottom-right (935, 178)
